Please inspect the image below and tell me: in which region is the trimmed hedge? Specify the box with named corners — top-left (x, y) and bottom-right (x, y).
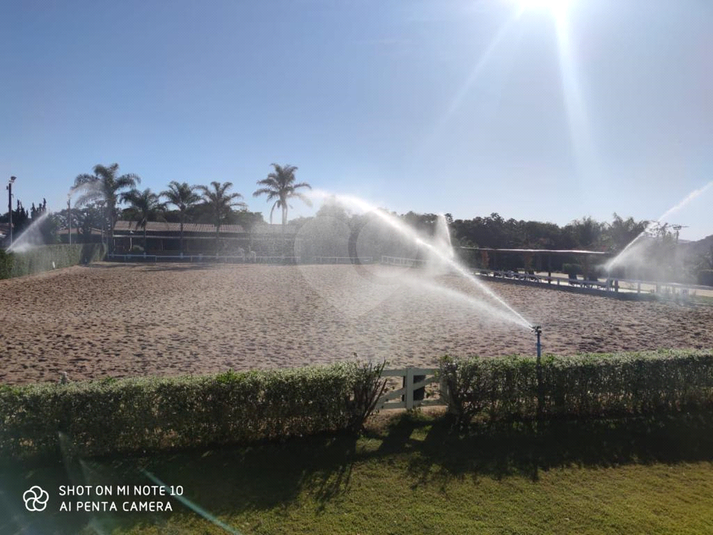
top-left (0, 361), bottom-right (385, 459)
top-left (440, 349), bottom-right (713, 426)
top-left (0, 243), bottom-right (105, 279)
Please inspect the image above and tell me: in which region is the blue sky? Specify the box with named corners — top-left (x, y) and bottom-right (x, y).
top-left (1, 0), bottom-right (711, 238)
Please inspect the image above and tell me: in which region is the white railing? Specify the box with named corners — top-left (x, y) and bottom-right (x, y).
top-left (381, 256), bottom-right (427, 267)
top-left (474, 268), bottom-right (609, 289)
top-left (313, 256), bottom-right (373, 264)
top-left (107, 253), bottom-right (301, 264)
top-left (472, 267), bottom-right (706, 297)
top-left (377, 367), bottom-right (445, 410)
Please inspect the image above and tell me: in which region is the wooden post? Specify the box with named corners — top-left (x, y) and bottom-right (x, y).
top-left (406, 368), bottom-right (414, 410)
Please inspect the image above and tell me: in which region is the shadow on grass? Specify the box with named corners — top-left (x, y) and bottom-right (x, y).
top-left (381, 410), bottom-right (713, 487)
top-left (3, 412), bottom-right (713, 533)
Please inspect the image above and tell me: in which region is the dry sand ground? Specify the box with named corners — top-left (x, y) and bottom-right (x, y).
top-left (1, 262), bottom-right (712, 385)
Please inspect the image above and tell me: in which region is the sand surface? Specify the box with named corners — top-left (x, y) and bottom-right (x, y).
top-left (1, 262), bottom-right (712, 385)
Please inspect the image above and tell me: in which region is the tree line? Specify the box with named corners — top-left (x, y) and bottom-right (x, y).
top-left (65, 162), bottom-right (312, 254)
top-left (4, 161), bottom-right (711, 282)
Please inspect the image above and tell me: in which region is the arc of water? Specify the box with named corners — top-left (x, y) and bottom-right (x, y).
top-left (7, 212), bottom-right (52, 253)
top-left (607, 180), bottom-right (713, 270)
top-left (309, 190), bottom-right (532, 329)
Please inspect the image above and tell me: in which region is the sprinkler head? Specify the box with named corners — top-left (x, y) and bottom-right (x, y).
top-left (531, 325), bottom-right (542, 336)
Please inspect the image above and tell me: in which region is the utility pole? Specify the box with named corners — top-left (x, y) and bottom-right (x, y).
top-left (7, 176), bottom-right (16, 245)
top-left (67, 194), bottom-right (72, 245)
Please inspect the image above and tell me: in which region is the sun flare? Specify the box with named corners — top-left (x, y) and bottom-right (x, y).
top-left (516, 0), bottom-right (571, 17)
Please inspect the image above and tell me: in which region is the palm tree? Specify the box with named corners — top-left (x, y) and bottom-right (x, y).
top-left (196, 181), bottom-right (246, 254)
top-left (161, 181), bottom-right (200, 254)
top-left (73, 163), bottom-right (141, 253)
top-left (253, 163), bottom-right (312, 254)
top-left (121, 188), bottom-right (166, 251)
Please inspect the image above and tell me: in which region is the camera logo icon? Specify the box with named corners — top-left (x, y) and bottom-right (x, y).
top-left (23, 486), bottom-right (49, 512)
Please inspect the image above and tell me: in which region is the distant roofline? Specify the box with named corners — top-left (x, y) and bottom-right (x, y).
top-left (458, 247), bottom-right (611, 256)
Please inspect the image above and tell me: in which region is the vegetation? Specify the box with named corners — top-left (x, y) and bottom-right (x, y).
top-left (72, 163), bottom-right (141, 253)
top-left (196, 181), bottom-right (247, 254)
top-left (7, 410), bottom-right (713, 534)
top-left (5, 162), bottom-right (711, 284)
top-left (121, 188), bottom-right (166, 250)
top-left (253, 163), bottom-right (312, 252)
top-left (160, 181), bottom-right (200, 253)
top-left (0, 361), bottom-right (386, 459)
top-left (3, 349), bottom-right (711, 460)
top-left (0, 243), bottom-right (105, 279)
top-left (439, 349), bottom-right (713, 428)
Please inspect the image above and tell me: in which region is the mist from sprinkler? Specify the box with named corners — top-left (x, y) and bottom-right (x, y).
top-left (307, 189), bottom-right (535, 331)
top-left (607, 180), bottom-right (713, 271)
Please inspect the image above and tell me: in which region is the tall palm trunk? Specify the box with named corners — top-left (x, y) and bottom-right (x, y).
top-left (143, 226), bottom-right (148, 252)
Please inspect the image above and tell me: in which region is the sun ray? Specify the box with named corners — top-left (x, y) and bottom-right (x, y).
top-left (419, 12), bottom-right (521, 151)
top-left (550, 2), bottom-right (598, 182)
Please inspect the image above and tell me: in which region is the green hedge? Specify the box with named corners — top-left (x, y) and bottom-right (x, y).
top-left (440, 349), bottom-right (713, 426)
top-left (0, 362), bottom-right (385, 459)
top-left (0, 243), bottom-right (105, 279)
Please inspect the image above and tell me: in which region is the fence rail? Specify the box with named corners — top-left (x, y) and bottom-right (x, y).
top-left (377, 367), bottom-right (445, 410)
top-left (472, 267), bottom-right (708, 298)
top-left (107, 253), bottom-right (377, 265)
top-left (380, 256), bottom-right (427, 267)
top-left (107, 253), bottom-right (302, 264)
top-left (313, 256), bottom-right (373, 264)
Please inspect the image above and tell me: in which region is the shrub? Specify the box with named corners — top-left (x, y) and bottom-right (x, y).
top-left (439, 349), bottom-right (713, 427)
top-left (0, 361), bottom-right (385, 459)
top-left (0, 243), bottom-right (105, 279)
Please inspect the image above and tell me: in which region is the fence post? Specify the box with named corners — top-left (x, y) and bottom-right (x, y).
top-left (405, 368), bottom-right (414, 410)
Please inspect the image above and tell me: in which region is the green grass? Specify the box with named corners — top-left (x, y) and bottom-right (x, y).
top-left (3, 411), bottom-right (713, 534)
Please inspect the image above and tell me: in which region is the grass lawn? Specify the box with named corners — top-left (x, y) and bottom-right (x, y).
top-left (3, 410), bottom-right (713, 534)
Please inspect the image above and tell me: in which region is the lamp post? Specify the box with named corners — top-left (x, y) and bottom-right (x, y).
top-left (67, 194), bottom-right (72, 245)
top-left (7, 176), bottom-right (16, 245)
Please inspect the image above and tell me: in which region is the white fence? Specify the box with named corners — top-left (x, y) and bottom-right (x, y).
top-left (107, 253), bottom-right (378, 265)
top-left (472, 267), bottom-right (707, 298)
top-left (377, 368), bottom-right (445, 410)
top-left (381, 256), bottom-right (427, 267)
top-left (313, 256), bottom-right (373, 264)
top-left (107, 253), bottom-right (301, 264)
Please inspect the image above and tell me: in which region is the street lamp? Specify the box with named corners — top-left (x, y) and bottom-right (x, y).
top-left (7, 176), bottom-right (16, 245)
top-left (67, 193), bottom-right (72, 245)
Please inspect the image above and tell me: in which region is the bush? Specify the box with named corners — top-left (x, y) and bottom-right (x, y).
top-left (439, 349), bottom-right (713, 427)
top-left (130, 245), bottom-right (145, 254)
top-left (0, 361), bottom-right (386, 459)
top-left (0, 243), bottom-right (105, 279)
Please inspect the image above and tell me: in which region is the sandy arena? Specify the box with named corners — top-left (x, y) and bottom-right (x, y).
top-left (1, 262), bottom-right (712, 385)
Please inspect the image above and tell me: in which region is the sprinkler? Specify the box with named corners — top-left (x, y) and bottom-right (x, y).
top-left (532, 325), bottom-right (542, 362)
top-left (532, 325), bottom-right (544, 418)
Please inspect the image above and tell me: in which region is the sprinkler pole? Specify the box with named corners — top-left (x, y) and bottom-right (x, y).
top-left (532, 325), bottom-right (543, 418)
top-left (533, 325), bottom-right (542, 362)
